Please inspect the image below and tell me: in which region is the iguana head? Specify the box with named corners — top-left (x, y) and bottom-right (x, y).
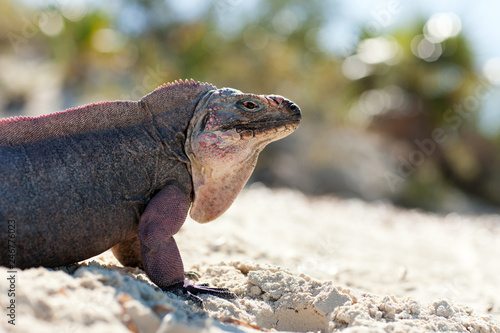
top-left (186, 88), bottom-right (301, 223)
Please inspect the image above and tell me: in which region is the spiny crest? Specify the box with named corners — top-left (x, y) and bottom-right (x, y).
top-left (1, 115), bottom-right (30, 124)
top-left (0, 101), bottom-right (113, 125)
top-left (152, 78), bottom-right (217, 93)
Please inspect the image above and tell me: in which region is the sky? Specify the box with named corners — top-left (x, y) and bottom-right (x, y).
top-left (336, 0), bottom-right (500, 67)
top-left (326, 0), bottom-right (500, 135)
top-left (20, 0), bottom-right (500, 67)
top-left (166, 0), bottom-right (500, 68)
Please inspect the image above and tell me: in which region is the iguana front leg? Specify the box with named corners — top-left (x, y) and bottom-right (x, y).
top-left (138, 184), bottom-right (236, 302)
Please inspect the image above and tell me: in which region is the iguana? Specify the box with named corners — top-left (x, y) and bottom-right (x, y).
top-left (0, 79), bottom-right (301, 301)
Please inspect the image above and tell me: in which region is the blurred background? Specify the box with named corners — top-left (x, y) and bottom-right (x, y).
top-left (1, 0), bottom-right (500, 214)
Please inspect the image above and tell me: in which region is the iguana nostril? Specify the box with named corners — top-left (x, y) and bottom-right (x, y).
top-left (283, 100), bottom-right (301, 116)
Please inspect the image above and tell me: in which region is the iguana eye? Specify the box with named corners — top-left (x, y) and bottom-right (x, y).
top-left (242, 101), bottom-right (258, 110)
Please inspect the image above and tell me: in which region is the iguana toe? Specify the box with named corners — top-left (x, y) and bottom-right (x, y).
top-left (163, 280), bottom-right (237, 306)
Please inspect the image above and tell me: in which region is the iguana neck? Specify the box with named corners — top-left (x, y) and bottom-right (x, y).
top-left (141, 81), bottom-right (217, 167)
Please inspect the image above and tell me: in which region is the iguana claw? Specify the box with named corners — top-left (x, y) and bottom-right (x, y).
top-left (164, 280), bottom-right (237, 306)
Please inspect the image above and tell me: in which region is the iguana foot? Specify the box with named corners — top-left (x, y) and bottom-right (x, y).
top-left (163, 280), bottom-right (237, 306)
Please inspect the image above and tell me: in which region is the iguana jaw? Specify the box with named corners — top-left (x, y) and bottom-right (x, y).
top-left (186, 88), bottom-right (301, 223)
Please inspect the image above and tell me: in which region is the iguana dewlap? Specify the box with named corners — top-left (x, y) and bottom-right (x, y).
top-left (0, 79), bottom-right (301, 299)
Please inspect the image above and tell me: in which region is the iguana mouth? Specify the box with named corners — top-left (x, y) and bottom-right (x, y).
top-left (233, 118), bottom-right (300, 140)
top-left (203, 114), bottom-right (300, 137)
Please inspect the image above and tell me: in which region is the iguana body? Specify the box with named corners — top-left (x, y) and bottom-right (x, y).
top-left (0, 79), bottom-right (301, 298)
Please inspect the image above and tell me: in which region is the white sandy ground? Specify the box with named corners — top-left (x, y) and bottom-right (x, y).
top-left (1, 184), bottom-right (500, 332)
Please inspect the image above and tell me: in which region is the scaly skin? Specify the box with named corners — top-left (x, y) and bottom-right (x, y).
top-left (0, 79), bottom-right (301, 300)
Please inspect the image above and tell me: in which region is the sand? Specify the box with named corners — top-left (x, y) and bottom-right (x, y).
top-left (1, 184), bottom-right (499, 332)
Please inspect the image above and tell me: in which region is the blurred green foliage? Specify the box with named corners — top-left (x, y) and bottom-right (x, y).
top-left (1, 0), bottom-right (499, 213)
